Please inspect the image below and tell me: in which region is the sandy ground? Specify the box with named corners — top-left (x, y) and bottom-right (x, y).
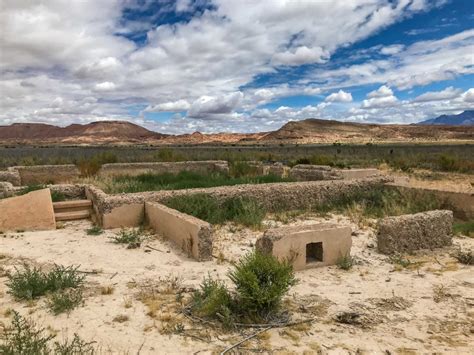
top-left (388, 169), bottom-right (473, 193)
top-left (0, 216), bottom-right (473, 354)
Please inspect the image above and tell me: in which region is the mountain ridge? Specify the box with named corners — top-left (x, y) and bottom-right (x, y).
top-left (417, 110), bottom-right (474, 125)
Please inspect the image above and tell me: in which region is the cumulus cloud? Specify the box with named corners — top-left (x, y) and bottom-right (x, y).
top-left (362, 85), bottom-right (398, 108)
top-left (380, 44), bottom-right (405, 55)
top-left (367, 85), bottom-right (394, 98)
top-left (188, 92), bottom-right (243, 118)
top-left (413, 86), bottom-right (462, 102)
top-left (461, 88), bottom-right (474, 103)
top-left (325, 90), bottom-right (353, 103)
top-left (145, 100), bottom-right (191, 112)
top-left (272, 46), bottom-right (329, 66)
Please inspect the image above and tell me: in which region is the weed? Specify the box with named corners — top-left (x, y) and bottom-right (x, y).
top-left (50, 190), bottom-right (66, 202)
top-left (451, 249), bottom-right (473, 265)
top-left (47, 289), bottom-right (83, 315)
top-left (86, 225), bottom-right (103, 236)
top-left (336, 253), bottom-right (354, 270)
top-left (6, 264), bottom-right (85, 301)
top-left (389, 254), bottom-right (412, 269)
top-left (0, 311), bottom-right (54, 354)
top-left (53, 333), bottom-right (95, 355)
top-left (166, 194), bottom-right (266, 227)
top-left (191, 276), bottom-right (233, 321)
top-left (111, 228), bottom-right (144, 249)
top-left (453, 221), bottom-right (474, 237)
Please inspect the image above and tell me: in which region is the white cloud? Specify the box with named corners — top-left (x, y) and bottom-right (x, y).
top-left (272, 46), bottom-right (329, 66)
top-left (362, 85), bottom-right (398, 108)
top-left (94, 82), bottom-right (116, 92)
top-left (380, 44), bottom-right (404, 55)
top-left (145, 100), bottom-right (191, 112)
top-left (325, 90), bottom-right (353, 103)
top-left (188, 92), bottom-right (243, 118)
top-left (413, 86), bottom-right (462, 102)
top-left (461, 88), bottom-right (474, 103)
top-left (367, 85), bottom-right (393, 98)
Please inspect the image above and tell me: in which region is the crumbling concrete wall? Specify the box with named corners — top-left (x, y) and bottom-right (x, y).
top-left (0, 168), bottom-right (21, 186)
top-left (289, 165), bottom-right (343, 181)
top-left (48, 184), bottom-right (86, 200)
top-left (0, 182), bottom-right (14, 199)
top-left (96, 177), bottom-right (389, 228)
top-left (336, 168), bottom-right (381, 180)
top-left (377, 210), bottom-right (453, 254)
top-left (99, 161), bottom-right (229, 177)
top-left (256, 223), bottom-right (351, 270)
top-left (387, 184), bottom-right (473, 220)
top-left (145, 202), bottom-right (212, 261)
top-left (0, 188), bottom-right (56, 232)
top-left (15, 165), bottom-right (80, 185)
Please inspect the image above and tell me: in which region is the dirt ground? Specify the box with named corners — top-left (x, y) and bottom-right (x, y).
top-left (388, 169), bottom-right (474, 193)
top-left (0, 215), bottom-right (473, 354)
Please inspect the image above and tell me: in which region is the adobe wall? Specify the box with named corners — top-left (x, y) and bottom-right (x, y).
top-left (96, 177), bottom-right (389, 228)
top-left (145, 202), bottom-right (212, 261)
top-left (256, 223), bottom-right (352, 270)
top-left (98, 161), bottom-right (229, 177)
top-left (0, 188), bottom-right (56, 232)
top-left (289, 164), bottom-right (343, 181)
top-left (377, 210), bottom-right (453, 254)
top-left (14, 165), bottom-right (80, 185)
top-left (387, 184), bottom-right (474, 220)
top-left (336, 168), bottom-right (381, 180)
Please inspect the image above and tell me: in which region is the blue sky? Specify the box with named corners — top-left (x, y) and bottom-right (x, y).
top-left (1, 0), bottom-right (473, 133)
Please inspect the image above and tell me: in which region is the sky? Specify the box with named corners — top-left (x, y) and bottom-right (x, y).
top-left (0, 0), bottom-right (473, 134)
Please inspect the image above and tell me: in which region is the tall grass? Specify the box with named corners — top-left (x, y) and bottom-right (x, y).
top-left (165, 194), bottom-right (266, 227)
top-left (100, 170), bottom-right (292, 194)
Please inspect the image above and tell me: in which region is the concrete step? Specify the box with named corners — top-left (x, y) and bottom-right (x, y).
top-left (55, 210), bottom-right (90, 221)
top-left (53, 199), bottom-right (92, 211)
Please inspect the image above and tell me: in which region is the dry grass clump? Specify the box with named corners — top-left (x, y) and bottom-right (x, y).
top-left (451, 249), bottom-right (473, 265)
top-left (100, 285), bottom-right (114, 295)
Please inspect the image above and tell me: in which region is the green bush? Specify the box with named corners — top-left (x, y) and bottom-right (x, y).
top-left (77, 152), bottom-right (117, 177)
top-left (229, 161), bottom-right (258, 177)
top-left (165, 194), bottom-right (266, 227)
top-left (228, 250), bottom-right (296, 319)
top-left (7, 264), bottom-right (85, 301)
top-left (453, 221), bottom-right (474, 237)
top-left (48, 289), bottom-right (84, 315)
top-left (336, 253), bottom-right (354, 270)
top-left (0, 312), bottom-right (94, 355)
top-left (190, 250), bottom-right (297, 326)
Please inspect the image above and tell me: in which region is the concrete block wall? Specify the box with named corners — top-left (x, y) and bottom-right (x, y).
top-left (146, 202), bottom-right (212, 261)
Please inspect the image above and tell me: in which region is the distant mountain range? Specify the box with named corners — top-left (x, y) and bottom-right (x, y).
top-left (418, 110), bottom-right (474, 125)
top-left (1, 113), bottom-right (474, 145)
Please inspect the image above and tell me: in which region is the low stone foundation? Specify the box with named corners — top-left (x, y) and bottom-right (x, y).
top-left (336, 168), bottom-right (381, 180)
top-left (0, 168), bottom-right (21, 186)
top-left (289, 165), bottom-right (343, 181)
top-left (0, 182), bottom-right (14, 199)
top-left (15, 165), bottom-right (80, 185)
top-left (256, 223), bottom-right (352, 271)
top-left (377, 210), bottom-right (453, 254)
top-left (145, 202), bottom-right (212, 261)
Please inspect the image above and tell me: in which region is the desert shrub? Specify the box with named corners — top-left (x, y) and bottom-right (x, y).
top-left (50, 190), bottom-right (66, 202)
top-left (7, 264), bottom-right (85, 301)
top-left (0, 312), bottom-right (94, 355)
top-left (86, 225), bottom-right (103, 236)
top-left (111, 228), bottom-right (144, 249)
top-left (229, 161), bottom-right (259, 177)
top-left (165, 194), bottom-right (266, 227)
top-left (336, 253), bottom-right (354, 270)
top-left (77, 152), bottom-right (117, 177)
top-left (190, 250), bottom-right (297, 326)
top-left (191, 276), bottom-right (233, 323)
top-left (0, 311), bottom-right (54, 354)
top-left (153, 148), bottom-right (184, 162)
top-left (47, 289), bottom-right (83, 315)
top-left (436, 154), bottom-right (474, 173)
top-left (53, 333), bottom-right (95, 355)
top-left (228, 250), bottom-right (297, 320)
top-left (16, 185), bottom-right (66, 202)
top-left (453, 221), bottom-right (474, 237)
top-left (452, 249), bottom-right (473, 265)
top-left (313, 186), bottom-right (445, 219)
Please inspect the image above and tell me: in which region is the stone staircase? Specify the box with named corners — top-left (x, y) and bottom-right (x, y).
top-left (53, 199), bottom-right (92, 222)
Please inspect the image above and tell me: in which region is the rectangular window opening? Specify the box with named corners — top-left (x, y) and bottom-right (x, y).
top-left (306, 242), bottom-right (323, 264)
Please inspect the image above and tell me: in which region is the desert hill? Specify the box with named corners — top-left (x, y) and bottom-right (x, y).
top-left (1, 117), bottom-right (473, 145)
top-left (0, 121), bottom-right (167, 143)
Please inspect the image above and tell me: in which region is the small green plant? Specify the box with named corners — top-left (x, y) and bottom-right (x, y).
top-left (48, 289), bottom-right (84, 315)
top-left (336, 253), bottom-right (354, 270)
top-left (86, 225), bottom-right (103, 236)
top-left (53, 333), bottom-right (95, 355)
top-left (389, 254), bottom-right (412, 268)
top-left (50, 190), bottom-right (66, 202)
top-left (452, 249), bottom-right (473, 265)
top-left (7, 264), bottom-right (85, 301)
top-left (111, 228), bottom-right (144, 249)
top-left (191, 276), bottom-right (233, 321)
top-left (0, 311), bottom-right (94, 354)
top-left (453, 221), bottom-right (474, 237)
top-left (166, 194), bottom-right (266, 227)
top-left (229, 250), bottom-right (297, 319)
top-left (0, 311), bottom-right (54, 354)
